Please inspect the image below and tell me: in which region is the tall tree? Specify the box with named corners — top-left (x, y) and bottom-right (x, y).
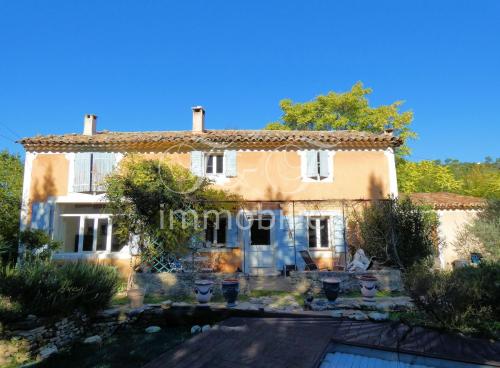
top-left (265, 82), bottom-right (415, 155)
top-left (0, 150), bottom-right (23, 264)
top-left (397, 159), bottom-right (463, 193)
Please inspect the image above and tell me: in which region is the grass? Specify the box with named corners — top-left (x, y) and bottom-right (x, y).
top-left (34, 325), bottom-right (190, 368)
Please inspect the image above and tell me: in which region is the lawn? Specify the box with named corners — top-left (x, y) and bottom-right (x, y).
top-left (34, 325), bottom-right (190, 368)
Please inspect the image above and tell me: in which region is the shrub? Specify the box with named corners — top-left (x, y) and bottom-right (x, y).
top-left (350, 198), bottom-right (438, 269)
top-left (0, 261), bottom-right (120, 317)
top-left (19, 229), bottom-right (61, 262)
top-left (453, 200), bottom-right (500, 262)
top-left (404, 261), bottom-right (500, 338)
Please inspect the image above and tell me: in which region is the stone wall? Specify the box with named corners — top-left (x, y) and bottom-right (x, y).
top-left (134, 272), bottom-right (251, 299)
top-left (289, 269), bottom-right (403, 296)
top-left (0, 309), bottom-right (130, 366)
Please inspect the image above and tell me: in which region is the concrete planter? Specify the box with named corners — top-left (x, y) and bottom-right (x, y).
top-left (221, 279), bottom-right (240, 307)
top-left (359, 275), bottom-right (377, 302)
top-left (127, 289), bottom-right (145, 308)
top-left (194, 280), bottom-right (214, 304)
top-left (322, 278), bottom-right (340, 302)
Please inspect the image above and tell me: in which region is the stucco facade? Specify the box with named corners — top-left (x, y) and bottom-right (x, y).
top-left (19, 109), bottom-right (401, 276)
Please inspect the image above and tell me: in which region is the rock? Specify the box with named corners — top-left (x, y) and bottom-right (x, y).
top-left (83, 335), bottom-right (102, 344)
top-left (368, 312), bottom-right (389, 321)
top-left (39, 345), bottom-right (58, 359)
top-left (330, 310), bottom-right (344, 318)
top-left (95, 308), bottom-right (121, 319)
top-left (201, 325), bottom-right (211, 333)
top-left (26, 314), bottom-right (37, 320)
top-left (145, 326), bottom-right (161, 333)
top-left (127, 306), bottom-right (146, 317)
top-left (191, 325), bottom-right (201, 334)
top-left (160, 300), bottom-right (173, 309)
top-left (347, 311), bottom-right (369, 321)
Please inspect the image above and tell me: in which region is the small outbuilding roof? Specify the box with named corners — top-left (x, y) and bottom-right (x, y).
top-left (407, 192), bottom-right (487, 210)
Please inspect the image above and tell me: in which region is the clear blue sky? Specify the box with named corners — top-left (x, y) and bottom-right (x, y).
top-left (1, 1), bottom-right (499, 162)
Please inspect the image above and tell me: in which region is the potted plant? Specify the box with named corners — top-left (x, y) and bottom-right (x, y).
top-left (322, 278), bottom-right (341, 303)
top-left (359, 274), bottom-right (377, 302)
top-left (194, 279), bottom-right (214, 304)
top-left (221, 279), bottom-right (239, 307)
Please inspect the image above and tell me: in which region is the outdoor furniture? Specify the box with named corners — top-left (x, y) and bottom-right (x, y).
top-left (299, 250), bottom-right (329, 271)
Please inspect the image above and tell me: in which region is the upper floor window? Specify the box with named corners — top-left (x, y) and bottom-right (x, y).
top-left (73, 152), bottom-right (117, 193)
top-left (302, 150), bottom-right (332, 182)
top-left (191, 150), bottom-right (237, 178)
top-left (206, 153), bottom-right (224, 175)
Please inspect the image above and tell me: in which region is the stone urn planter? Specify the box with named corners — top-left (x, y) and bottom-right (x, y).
top-left (127, 288), bottom-right (145, 308)
top-left (322, 278), bottom-right (341, 303)
top-left (194, 280), bottom-right (214, 304)
top-left (359, 274), bottom-right (377, 302)
top-left (221, 279), bottom-right (240, 307)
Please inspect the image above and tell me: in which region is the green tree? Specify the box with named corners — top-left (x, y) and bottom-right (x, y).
top-left (105, 155), bottom-right (241, 258)
top-left (397, 159), bottom-right (463, 193)
top-left (0, 150), bottom-right (23, 264)
top-left (265, 82), bottom-right (416, 155)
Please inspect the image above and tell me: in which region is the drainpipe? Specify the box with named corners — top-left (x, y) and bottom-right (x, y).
top-left (292, 201), bottom-right (297, 270)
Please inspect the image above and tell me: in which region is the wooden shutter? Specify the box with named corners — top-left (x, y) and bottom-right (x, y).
top-left (305, 151), bottom-right (318, 178)
top-left (92, 153), bottom-right (117, 192)
top-left (73, 153), bottom-right (91, 192)
top-left (318, 151), bottom-right (330, 178)
top-left (224, 150), bottom-right (237, 177)
top-left (191, 151), bottom-right (204, 176)
top-left (31, 201), bottom-right (54, 234)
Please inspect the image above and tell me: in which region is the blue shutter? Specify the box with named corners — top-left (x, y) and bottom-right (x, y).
top-left (306, 151), bottom-right (318, 178)
top-left (319, 151), bottom-right (330, 178)
top-left (224, 150), bottom-right (237, 177)
top-left (31, 201), bottom-right (54, 234)
top-left (191, 151), bottom-right (204, 176)
top-left (92, 153), bottom-right (117, 192)
top-left (226, 215), bottom-right (239, 248)
top-left (73, 153), bottom-right (91, 192)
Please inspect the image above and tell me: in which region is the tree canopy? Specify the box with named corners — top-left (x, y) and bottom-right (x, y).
top-left (265, 82), bottom-right (415, 155)
top-left (0, 150), bottom-right (23, 264)
top-left (105, 155), bottom-right (241, 256)
top-left (397, 158), bottom-right (500, 199)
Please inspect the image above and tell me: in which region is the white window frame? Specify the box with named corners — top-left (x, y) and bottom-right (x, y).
top-left (299, 150), bottom-right (335, 182)
top-left (205, 217), bottom-right (228, 247)
top-left (203, 152), bottom-right (229, 184)
top-left (59, 213), bottom-right (119, 253)
top-left (307, 216), bottom-right (332, 249)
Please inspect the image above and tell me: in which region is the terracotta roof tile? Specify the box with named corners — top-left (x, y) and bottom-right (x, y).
top-left (407, 192), bottom-right (487, 210)
top-left (19, 129), bottom-right (403, 151)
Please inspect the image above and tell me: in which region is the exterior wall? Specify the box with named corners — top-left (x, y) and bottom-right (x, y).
top-left (437, 209), bottom-right (479, 269)
top-left (29, 154), bottom-right (69, 203)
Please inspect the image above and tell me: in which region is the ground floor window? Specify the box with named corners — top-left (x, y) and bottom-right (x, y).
top-left (250, 216), bottom-right (272, 246)
top-left (59, 214), bottom-right (126, 253)
top-left (308, 217), bottom-right (330, 248)
top-left (205, 217), bottom-right (227, 246)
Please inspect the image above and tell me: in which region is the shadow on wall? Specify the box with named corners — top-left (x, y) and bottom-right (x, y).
top-left (369, 173), bottom-right (385, 200)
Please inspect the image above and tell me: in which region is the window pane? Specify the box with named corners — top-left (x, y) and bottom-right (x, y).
top-left (205, 220), bottom-right (214, 243)
top-left (206, 155), bottom-right (214, 174)
top-left (216, 155), bottom-right (224, 174)
top-left (111, 230), bottom-right (126, 252)
top-left (96, 218), bottom-right (108, 251)
top-left (216, 217), bottom-right (227, 244)
top-left (82, 218), bottom-right (94, 251)
top-left (308, 219), bottom-right (317, 248)
top-left (61, 217), bottom-right (80, 252)
top-left (320, 219), bottom-right (329, 248)
top-left (250, 218), bottom-right (271, 245)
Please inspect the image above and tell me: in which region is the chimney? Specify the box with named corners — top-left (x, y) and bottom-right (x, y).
top-left (83, 114), bottom-right (97, 136)
top-left (384, 128), bottom-right (394, 136)
top-left (192, 106), bottom-right (205, 132)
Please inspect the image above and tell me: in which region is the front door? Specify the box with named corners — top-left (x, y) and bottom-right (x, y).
top-left (246, 216), bottom-right (275, 276)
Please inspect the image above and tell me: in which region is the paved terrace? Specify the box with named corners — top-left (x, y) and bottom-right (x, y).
top-left (143, 317), bottom-right (500, 368)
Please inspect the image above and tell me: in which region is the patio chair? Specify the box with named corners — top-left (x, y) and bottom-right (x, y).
top-left (299, 250), bottom-right (329, 271)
